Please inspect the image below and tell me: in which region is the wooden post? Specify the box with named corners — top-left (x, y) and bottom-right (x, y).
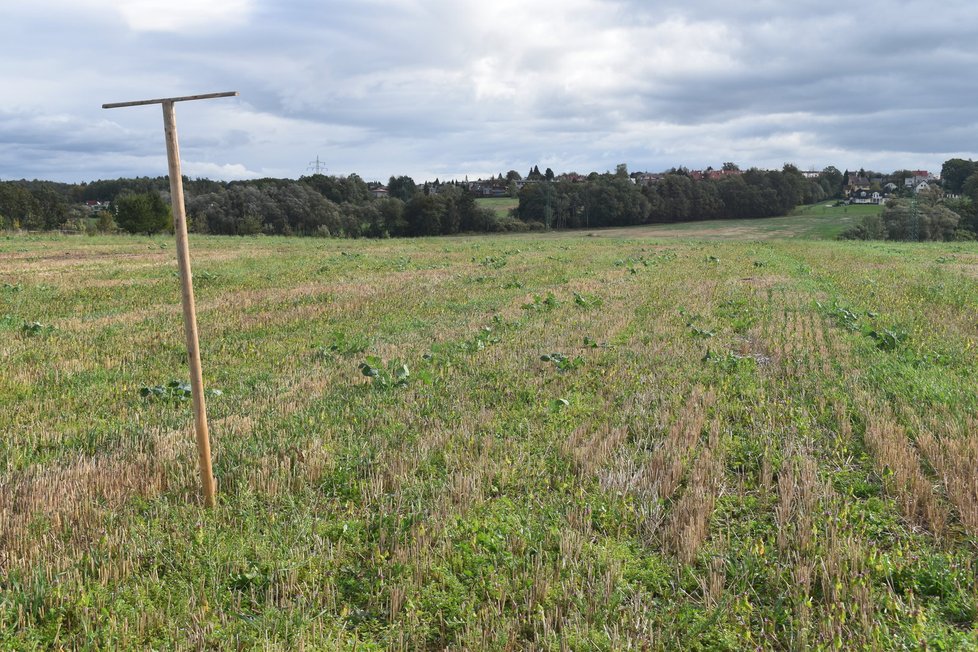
top-left (103, 91), bottom-right (238, 507)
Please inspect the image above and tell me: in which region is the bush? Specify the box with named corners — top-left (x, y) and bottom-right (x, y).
top-left (881, 199), bottom-right (958, 241)
top-left (114, 192), bottom-right (172, 235)
top-left (839, 213), bottom-right (885, 240)
top-left (491, 215), bottom-right (530, 232)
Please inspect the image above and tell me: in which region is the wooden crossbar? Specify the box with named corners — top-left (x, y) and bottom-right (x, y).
top-left (102, 91), bottom-right (239, 109)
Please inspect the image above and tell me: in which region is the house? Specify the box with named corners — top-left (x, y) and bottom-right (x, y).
top-left (697, 168), bottom-right (742, 181)
top-left (559, 173), bottom-right (588, 183)
top-left (849, 189), bottom-right (884, 205)
top-left (904, 171), bottom-right (936, 187)
top-left (633, 172), bottom-right (666, 185)
top-left (846, 173), bottom-right (871, 194)
top-left (84, 200), bottom-right (110, 214)
top-left (371, 186), bottom-right (389, 199)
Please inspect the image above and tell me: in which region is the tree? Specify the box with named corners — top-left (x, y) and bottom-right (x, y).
top-left (820, 166), bottom-right (843, 198)
top-left (962, 171), bottom-right (978, 203)
top-left (505, 170), bottom-right (522, 181)
top-left (114, 191), bottom-right (172, 235)
top-left (581, 175), bottom-right (649, 226)
top-left (302, 173), bottom-right (371, 204)
top-left (456, 190), bottom-right (476, 232)
top-left (387, 175), bottom-right (417, 202)
top-left (656, 174), bottom-right (694, 222)
top-left (96, 210), bottom-right (116, 233)
top-left (941, 158), bottom-right (976, 194)
top-left (0, 183), bottom-right (38, 229)
top-left (376, 198), bottom-right (408, 236)
top-left (881, 199), bottom-right (959, 241)
top-left (515, 183), bottom-right (548, 222)
top-left (404, 194), bottom-right (441, 236)
top-left (722, 162), bottom-right (740, 171)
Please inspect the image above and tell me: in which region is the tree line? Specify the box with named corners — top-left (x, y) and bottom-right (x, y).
top-left (0, 174), bottom-right (510, 237)
top-left (5, 160), bottom-right (973, 239)
top-left (514, 164), bottom-right (833, 228)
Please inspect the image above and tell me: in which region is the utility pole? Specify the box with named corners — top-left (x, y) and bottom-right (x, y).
top-left (102, 91), bottom-right (238, 508)
top-left (307, 155), bottom-right (328, 175)
top-left (544, 180), bottom-right (553, 230)
top-left (910, 194), bottom-right (920, 242)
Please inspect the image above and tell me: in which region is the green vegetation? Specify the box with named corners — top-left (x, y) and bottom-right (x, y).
top-left (114, 191), bottom-right (173, 235)
top-left (475, 196), bottom-right (519, 218)
top-left (3, 230), bottom-right (978, 648)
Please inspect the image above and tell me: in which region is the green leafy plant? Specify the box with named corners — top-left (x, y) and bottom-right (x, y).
top-left (521, 292), bottom-right (559, 311)
top-left (868, 327), bottom-right (908, 352)
top-left (478, 256), bottom-right (507, 269)
top-left (358, 356), bottom-right (411, 388)
top-left (317, 330), bottom-right (371, 359)
top-left (20, 321), bottom-right (52, 336)
top-left (139, 380), bottom-right (223, 402)
top-left (826, 302), bottom-right (908, 351)
top-left (573, 292), bottom-right (603, 310)
top-left (540, 352), bottom-right (584, 371)
top-left (702, 348), bottom-right (755, 371)
top-left (459, 326), bottom-right (499, 353)
top-left (831, 304), bottom-right (861, 331)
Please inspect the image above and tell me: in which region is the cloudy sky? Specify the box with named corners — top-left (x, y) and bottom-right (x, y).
top-left (2, 0), bottom-right (977, 183)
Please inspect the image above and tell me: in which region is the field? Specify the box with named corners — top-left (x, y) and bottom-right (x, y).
top-left (3, 225), bottom-right (978, 649)
top-left (476, 197), bottom-right (519, 218)
top-left (476, 199), bottom-right (881, 240)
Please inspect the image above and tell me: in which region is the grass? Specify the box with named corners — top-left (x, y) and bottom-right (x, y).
top-left (473, 200), bottom-right (882, 240)
top-left (475, 197), bottom-right (519, 217)
top-left (546, 201), bottom-right (883, 241)
top-left (2, 228), bottom-right (978, 649)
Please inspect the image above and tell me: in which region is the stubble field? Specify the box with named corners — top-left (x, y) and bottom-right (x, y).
top-left (2, 230), bottom-right (978, 649)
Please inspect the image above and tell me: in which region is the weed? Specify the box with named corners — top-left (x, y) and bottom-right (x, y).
top-left (20, 321), bottom-right (52, 336)
top-left (358, 356), bottom-right (412, 388)
top-left (539, 352), bottom-right (585, 371)
top-left (478, 256), bottom-right (507, 269)
top-left (139, 380), bottom-right (223, 401)
top-left (573, 292), bottom-right (603, 310)
top-left (521, 292), bottom-right (559, 311)
top-left (317, 330), bottom-right (371, 358)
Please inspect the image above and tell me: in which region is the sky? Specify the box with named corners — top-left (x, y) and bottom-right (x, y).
top-left (2, 0), bottom-right (977, 183)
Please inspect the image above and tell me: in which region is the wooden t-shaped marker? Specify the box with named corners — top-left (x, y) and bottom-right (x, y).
top-left (103, 91), bottom-right (239, 507)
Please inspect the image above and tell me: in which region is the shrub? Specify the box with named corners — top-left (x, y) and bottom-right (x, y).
top-left (114, 192), bottom-right (172, 235)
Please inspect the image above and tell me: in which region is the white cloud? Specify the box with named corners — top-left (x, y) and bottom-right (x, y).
top-left (181, 160), bottom-right (261, 179)
top-left (4, 0), bottom-right (978, 181)
top-left (115, 0), bottom-right (255, 32)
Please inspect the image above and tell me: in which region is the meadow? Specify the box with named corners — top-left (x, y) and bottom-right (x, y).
top-left (3, 216), bottom-right (978, 649)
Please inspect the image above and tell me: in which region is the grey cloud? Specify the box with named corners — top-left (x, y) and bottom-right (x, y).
top-left (4, 0), bottom-right (978, 182)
